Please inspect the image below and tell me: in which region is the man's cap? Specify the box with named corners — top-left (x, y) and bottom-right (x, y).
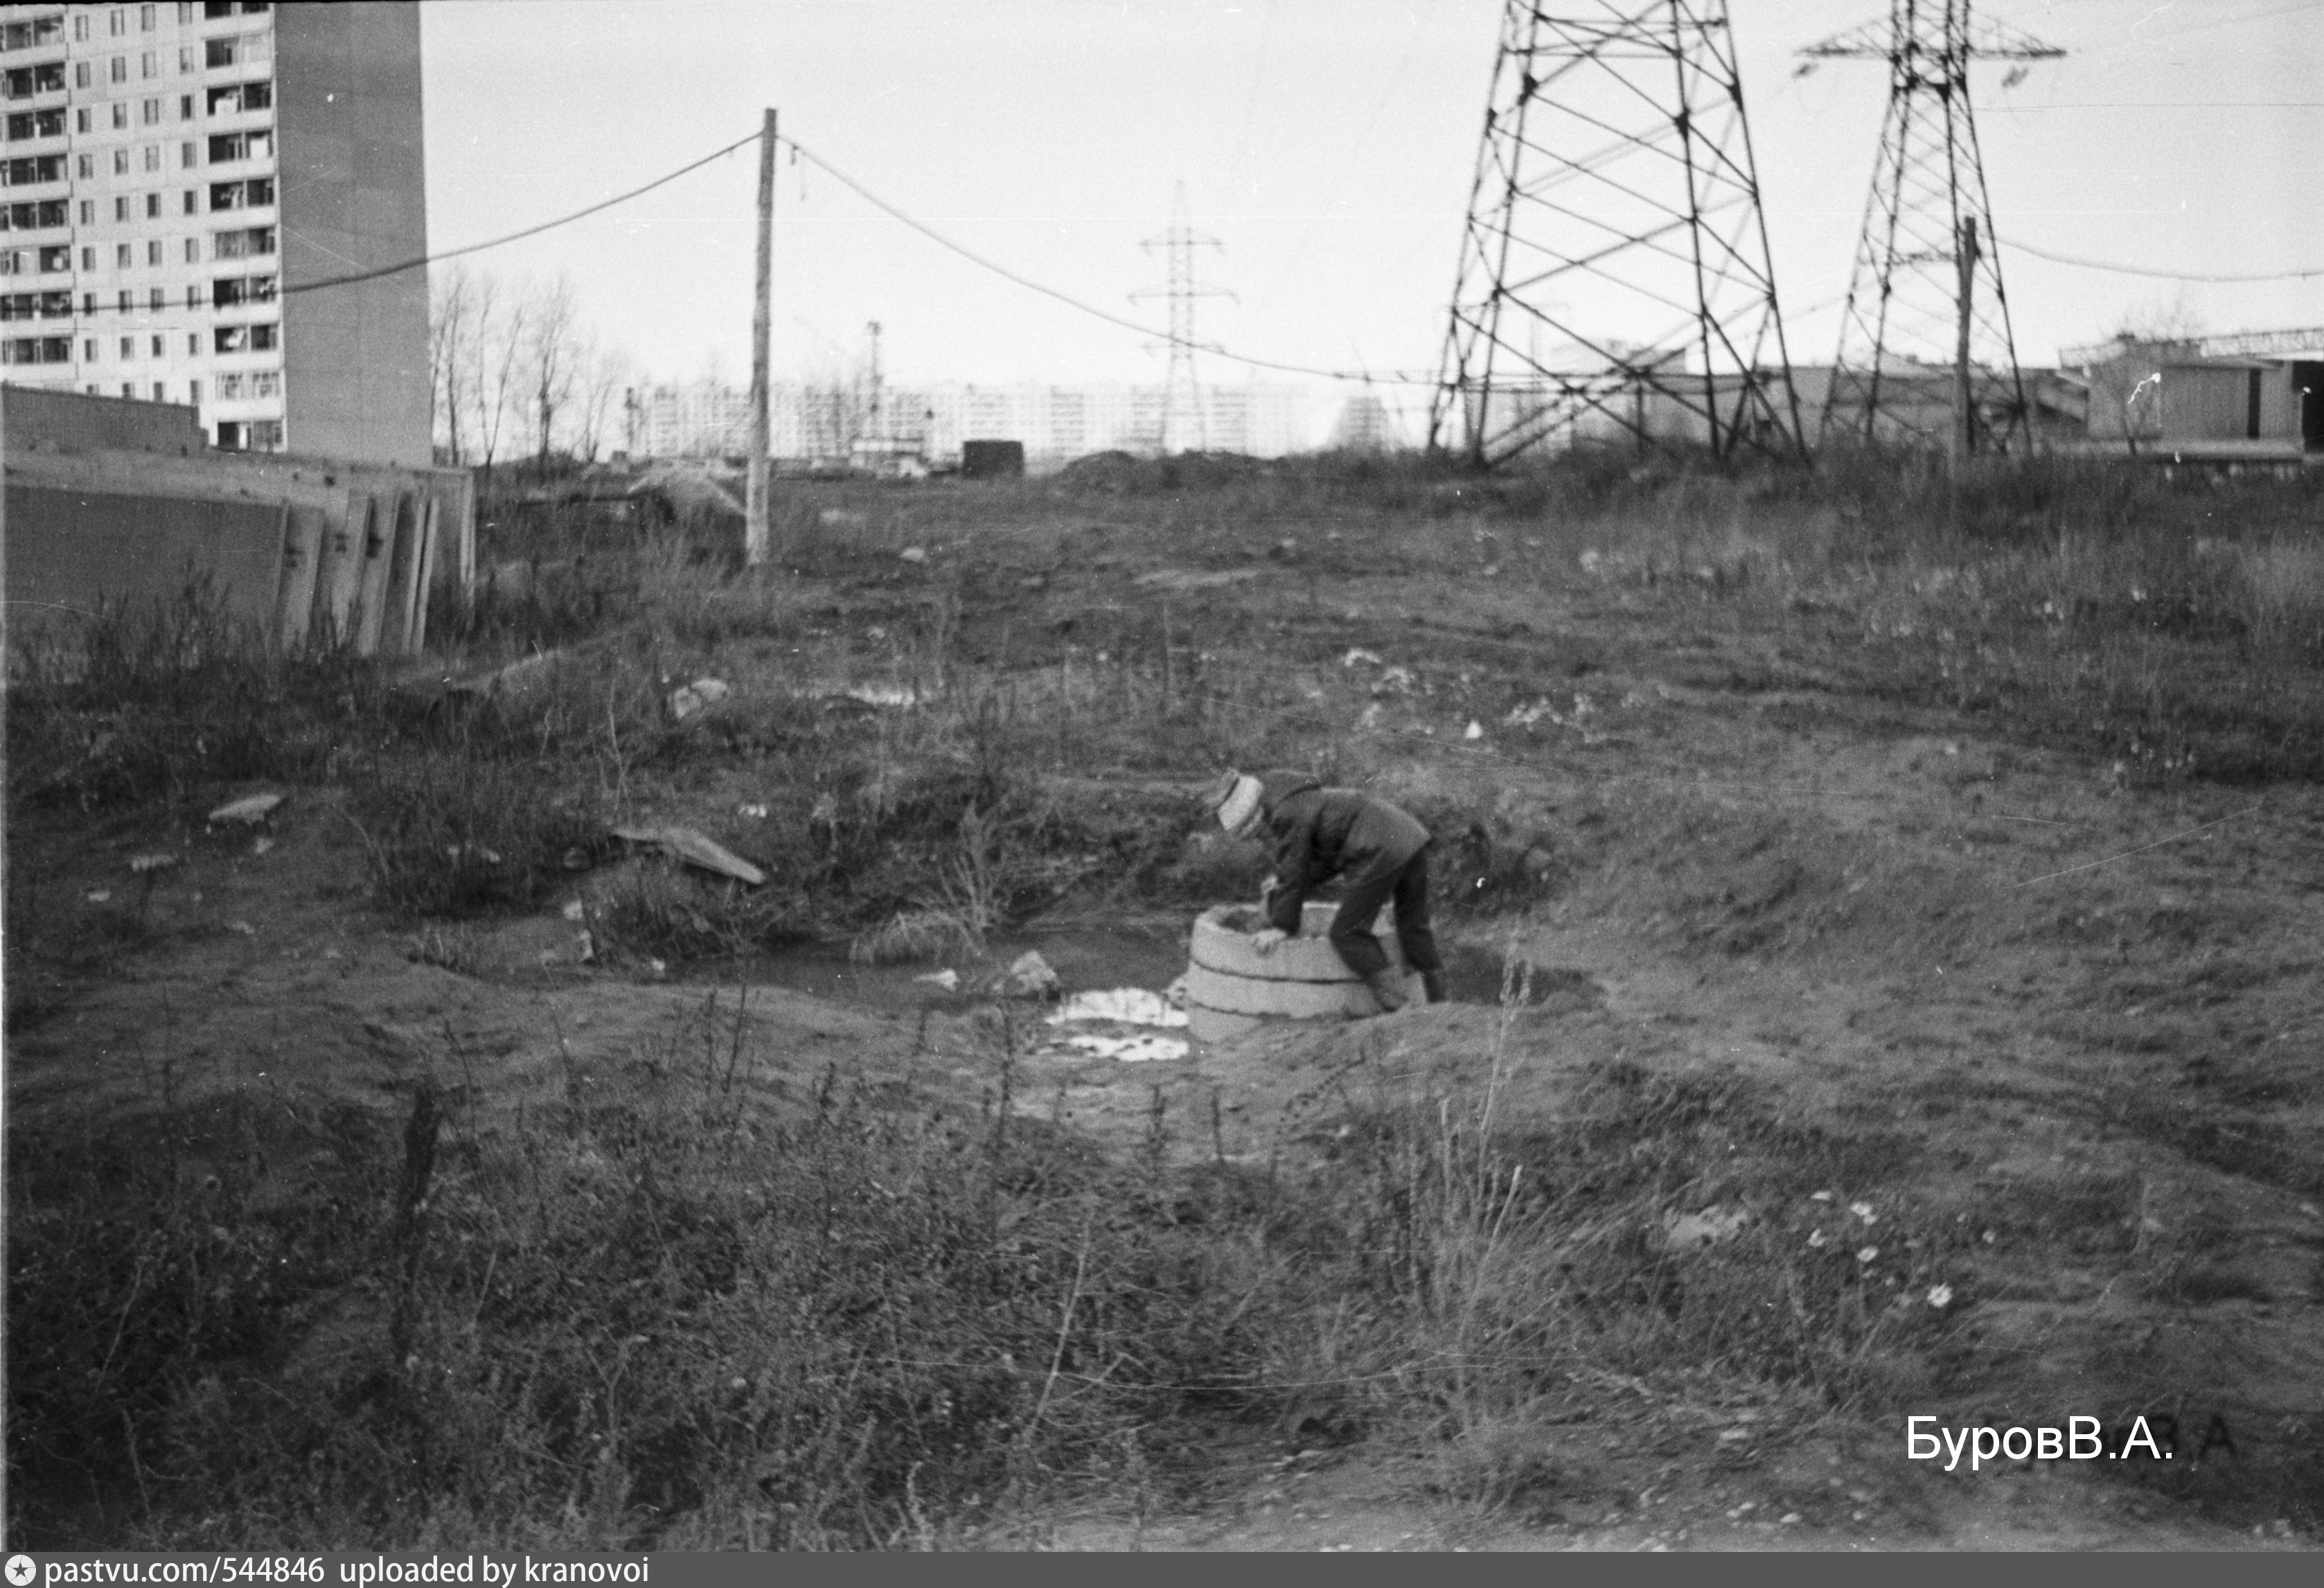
top-left (1209, 771), bottom-right (1264, 835)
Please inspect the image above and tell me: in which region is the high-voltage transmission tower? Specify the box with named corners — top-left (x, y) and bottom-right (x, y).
top-left (1133, 183), bottom-right (1236, 454)
top-left (1802, 1), bottom-right (2061, 457)
top-left (1431, 2), bottom-right (1804, 467)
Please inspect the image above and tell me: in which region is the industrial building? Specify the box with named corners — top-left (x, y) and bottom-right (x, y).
top-left (0, 1), bottom-right (428, 466)
top-left (2066, 328), bottom-right (2324, 461)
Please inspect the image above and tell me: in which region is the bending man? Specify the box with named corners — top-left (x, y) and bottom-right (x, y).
top-left (1210, 768), bottom-right (1445, 1013)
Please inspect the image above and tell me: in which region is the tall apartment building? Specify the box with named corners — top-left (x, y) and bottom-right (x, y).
top-left (0, 1), bottom-right (427, 464)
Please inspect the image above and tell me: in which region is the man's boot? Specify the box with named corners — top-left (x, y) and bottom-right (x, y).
top-left (1363, 969), bottom-right (1410, 1015)
top-left (1420, 969), bottom-right (1446, 1005)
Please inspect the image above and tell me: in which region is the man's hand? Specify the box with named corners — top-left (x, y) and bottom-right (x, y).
top-left (1250, 927), bottom-right (1290, 955)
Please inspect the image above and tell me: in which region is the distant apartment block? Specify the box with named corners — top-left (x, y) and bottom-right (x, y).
top-left (628, 376), bottom-right (1314, 468)
top-left (0, 1), bottom-right (428, 464)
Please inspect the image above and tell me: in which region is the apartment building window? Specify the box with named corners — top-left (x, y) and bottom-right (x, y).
top-left (73, 62), bottom-right (91, 89)
top-left (184, 283), bottom-right (200, 308)
top-left (76, 199), bottom-right (92, 223)
top-left (150, 334), bottom-right (162, 356)
top-left (251, 369), bottom-right (278, 398)
top-left (75, 15), bottom-right (91, 43)
top-left (152, 381), bottom-right (163, 400)
top-left (213, 320), bottom-right (274, 352)
top-left (212, 224), bottom-right (272, 260)
top-left (115, 195), bottom-right (130, 222)
top-left (111, 103), bottom-right (128, 130)
top-left (249, 420), bottom-right (282, 450)
top-left (3, 107), bottom-right (66, 140)
top-left (82, 337), bottom-right (96, 360)
top-left (179, 94), bottom-right (193, 120)
top-left (142, 97), bottom-right (161, 124)
top-left (0, 15), bottom-right (66, 49)
top-left (0, 249), bottom-right (15, 274)
top-left (0, 200), bottom-right (71, 229)
top-left (0, 153), bottom-right (65, 186)
top-left (146, 238), bottom-right (160, 265)
top-left (112, 149), bottom-right (128, 175)
top-left (111, 10), bottom-right (128, 39)
top-left (181, 189), bottom-right (196, 215)
top-left (215, 369), bottom-right (242, 398)
top-left (183, 236), bottom-right (197, 261)
top-left (75, 152), bottom-right (91, 178)
top-left (116, 242), bottom-right (131, 268)
top-left (78, 244), bottom-right (91, 269)
top-left (209, 272), bottom-right (273, 306)
top-left (111, 58), bottom-right (128, 85)
top-left (36, 242), bottom-right (68, 271)
top-left (177, 45), bottom-right (193, 72)
top-left (188, 375), bottom-right (199, 402)
top-left (205, 34), bottom-right (272, 70)
top-left (143, 5), bottom-right (158, 30)
top-left (180, 3), bottom-right (196, 23)
top-left (120, 382), bottom-right (132, 397)
top-left (186, 333), bottom-right (197, 354)
top-left (206, 130), bottom-right (270, 164)
top-left (0, 335), bottom-right (72, 364)
top-left (74, 107), bottom-right (89, 133)
top-left (116, 288), bottom-right (130, 311)
top-left (118, 335), bottom-right (133, 358)
top-left (143, 144), bottom-right (159, 172)
top-left (179, 140), bottom-right (195, 168)
top-left (145, 192), bottom-right (160, 218)
top-left (141, 53), bottom-right (157, 80)
top-left (207, 80), bottom-right (272, 115)
top-left (148, 286), bottom-right (163, 310)
top-left (210, 176), bottom-right (271, 210)
top-left (82, 291), bottom-right (95, 313)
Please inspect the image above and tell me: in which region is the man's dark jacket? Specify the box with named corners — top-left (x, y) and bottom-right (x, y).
top-left (1254, 770), bottom-right (1431, 934)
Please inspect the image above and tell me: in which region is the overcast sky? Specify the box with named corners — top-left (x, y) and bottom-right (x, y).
top-left (417, 0), bottom-right (2323, 413)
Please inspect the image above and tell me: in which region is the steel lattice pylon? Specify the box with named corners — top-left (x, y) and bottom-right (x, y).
top-left (1132, 183), bottom-right (1235, 455)
top-left (1806, 1), bottom-right (2061, 455)
top-left (1430, 1), bottom-right (1805, 467)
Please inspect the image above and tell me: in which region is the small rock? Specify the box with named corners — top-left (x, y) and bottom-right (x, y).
top-left (1001, 950), bottom-right (1061, 1000)
top-left (251, 836), bottom-right (275, 856)
top-left (914, 969), bottom-right (960, 991)
top-left (128, 852), bottom-right (179, 875)
top-left (1463, 720), bottom-right (1484, 741)
top-left (562, 899), bottom-right (586, 921)
top-left (86, 889), bottom-right (112, 903)
top-left (899, 546), bottom-right (928, 565)
top-left (208, 791), bottom-right (285, 826)
top-left (668, 678), bottom-right (731, 721)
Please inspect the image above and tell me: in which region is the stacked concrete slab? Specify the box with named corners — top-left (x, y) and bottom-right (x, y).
top-left (3, 386), bottom-right (472, 667)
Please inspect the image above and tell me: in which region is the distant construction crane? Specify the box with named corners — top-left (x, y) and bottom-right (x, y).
top-left (1802, 1), bottom-right (2062, 458)
top-left (1431, 1), bottom-right (1805, 466)
top-left (1133, 183), bottom-right (1235, 455)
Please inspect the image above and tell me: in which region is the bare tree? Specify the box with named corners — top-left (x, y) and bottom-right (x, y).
top-left (521, 274), bottom-right (581, 483)
top-left (470, 274), bottom-right (526, 493)
top-left (569, 336), bottom-right (634, 464)
top-left (427, 262), bottom-right (474, 465)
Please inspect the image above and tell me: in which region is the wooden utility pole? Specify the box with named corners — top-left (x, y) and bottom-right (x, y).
top-left (1953, 214), bottom-right (1980, 468)
top-left (745, 107), bottom-right (776, 567)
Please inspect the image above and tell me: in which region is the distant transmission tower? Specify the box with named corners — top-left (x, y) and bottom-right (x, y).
top-left (1431, 1), bottom-right (1804, 467)
top-left (1802, 1), bottom-right (2061, 456)
top-left (1133, 183), bottom-right (1235, 455)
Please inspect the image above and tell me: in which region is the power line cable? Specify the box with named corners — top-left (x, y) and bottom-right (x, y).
top-left (779, 134), bottom-right (1440, 387)
top-left (282, 127), bottom-right (765, 297)
top-left (1997, 233), bottom-right (2324, 283)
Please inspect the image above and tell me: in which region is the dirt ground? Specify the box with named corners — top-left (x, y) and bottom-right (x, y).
top-left (7, 477), bottom-right (2321, 1551)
